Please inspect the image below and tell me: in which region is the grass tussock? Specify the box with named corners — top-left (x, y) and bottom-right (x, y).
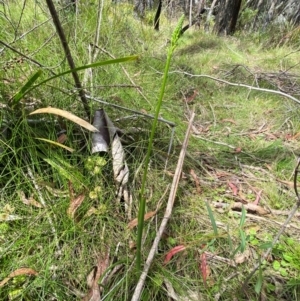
top-left (1, 0), bottom-right (300, 300)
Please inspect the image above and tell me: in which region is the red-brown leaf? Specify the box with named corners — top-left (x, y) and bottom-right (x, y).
top-left (253, 190), bottom-right (262, 205)
top-left (164, 245), bottom-right (186, 265)
top-left (228, 181), bottom-right (238, 196)
top-left (234, 147), bottom-right (242, 153)
top-left (200, 252), bottom-right (210, 285)
top-left (184, 90), bottom-right (199, 103)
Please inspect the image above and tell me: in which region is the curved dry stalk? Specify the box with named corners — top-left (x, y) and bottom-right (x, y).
top-left (131, 111), bottom-right (195, 301)
top-left (86, 95), bottom-right (176, 127)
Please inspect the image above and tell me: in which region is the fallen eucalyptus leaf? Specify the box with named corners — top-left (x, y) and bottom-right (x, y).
top-left (30, 108), bottom-right (98, 132)
top-left (0, 268), bottom-right (38, 287)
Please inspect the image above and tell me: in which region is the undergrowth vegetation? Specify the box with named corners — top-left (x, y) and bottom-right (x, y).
top-left (1, 1), bottom-right (300, 300)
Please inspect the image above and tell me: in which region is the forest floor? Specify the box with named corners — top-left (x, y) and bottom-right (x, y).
top-left (1, 1), bottom-right (300, 300)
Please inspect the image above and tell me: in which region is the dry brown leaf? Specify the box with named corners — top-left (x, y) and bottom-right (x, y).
top-left (19, 191), bottom-right (43, 208)
top-left (67, 193), bottom-right (85, 219)
top-left (221, 118), bottom-right (236, 125)
top-left (190, 169), bottom-right (201, 193)
top-left (0, 268), bottom-right (38, 287)
top-left (232, 202), bottom-right (269, 215)
top-left (276, 179), bottom-right (294, 187)
top-left (228, 181), bottom-right (238, 196)
top-left (57, 133), bottom-right (67, 144)
top-left (82, 252), bottom-right (110, 301)
top-left (81, 286), bottom-right (101, 301)
top-left (264, 133), bottom-right (279, 140)
top-left (128, 211), bottom-right (157, 230)
top-left (234, 147), bottom-right (242, 153)
top-left (30, 108), bottom-right (98, 132)
top-left (184, 90), bottom-right (199, 103)
top-left (129, 240), bottom-right (136, 250)
top-left (234, 249), bottom-right (251, 264)
top-left (140, 109), bottom-right (148, 114)
top-left (292, 132), bottom-right (300, 140)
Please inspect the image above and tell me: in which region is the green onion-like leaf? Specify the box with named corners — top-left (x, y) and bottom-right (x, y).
top-left (11, 70), bottom-right (43, 104)
top-left (239, 205), bottom-right (246, 227)
top-left (239, 228), bottom-right (246, 253)
top-left (25, 56), bottom-right (138, 97)
top-left (254, 261), bottom-right (263, 294)
top-left (205, 201), bottom-right (218, 236)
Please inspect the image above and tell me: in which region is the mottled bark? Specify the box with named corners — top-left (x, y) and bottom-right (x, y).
top-left (213, 0), bottom-right (242, 35)
top-left (134, 0), bottom-right (147, 18)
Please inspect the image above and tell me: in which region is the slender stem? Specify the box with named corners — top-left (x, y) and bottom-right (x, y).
top-left (136, 46), bottom-right (173, 272)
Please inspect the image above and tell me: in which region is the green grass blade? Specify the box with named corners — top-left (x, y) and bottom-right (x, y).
top-left (239, 228), bottom-right (247, 253)
top-left (239, 205), bottom-right (246, 227)
top-left (254, 260), bottom-right (263, 294)
top-left (205, 201), bottom-right (218, 236)
top-left (35, 138), bottom-right (74, 153)
top-left (11, 69), bottom-right (43, 104)
top-left (25, 56), bottom-right (138, 97)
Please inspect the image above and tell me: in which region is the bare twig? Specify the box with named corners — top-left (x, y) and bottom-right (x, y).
top-left (192, 134), bottom-right (261, 161)
top-left (242, 158), bottom-right (300, 290)
top-left (82, 0), bottom-right (104, 88)
top-left (205, 0), bottom-right (218, 31)
top-left (233, 211), bottom-right (300, 230)
top-left (0, 40), bottom-right (55, 75)
top-left (95, 45), bottom-right (151, 105)
top-left (173, 71), bottom-right (300, 105)
top-left (131, 111), bottom-right (195, 301)
top-left (86, 94), bottom-right (176, 127)
top-left (45, 0), bottom-right (90, 119)
top-left (92, 0), bottom-right (104, 59)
